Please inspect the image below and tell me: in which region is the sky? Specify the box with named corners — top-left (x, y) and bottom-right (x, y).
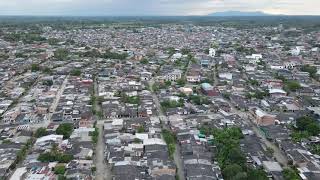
top-left (0, 0), bottom-right (319, 16)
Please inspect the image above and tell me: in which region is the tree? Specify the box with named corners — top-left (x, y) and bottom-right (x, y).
top-left (137, 126), bottom-right (145, 133)
top-left (43, 67), bottom-right (52, 74)
top-left (296, 116), bottom-right (320, 136)
top-left (43, 80), bottom-right (53, 86)
top-left (38, 152), bottom-right (73, 163)
top-left (162, 129), bottom-right (176, 159)
top-left (176, 79), bottom-right (186, 86)
top-left (247, 169), bottom-right (268, 180)
top-left (101, 50), bottom-right (128, 60)
top-left (301, 65), bottom-right (317, 78)
top-left (0, 53), bottom-right (9, 60)
top-left (35, 128), bottom-right (48, 138)
top-left (31, 64), bottom-right (40, 72)
top-left (283, 168), bottom-right (300, 180)
top-left (165, 81), bottom-right (172, 87)
top-left (181, 48), bottom-right (191, 55)
top-left (166, 47), bottom-right (176, 56)
top-left (54, 48), bottom-right (69, 60)
top-left (48, 38), bottom-right (60, 45)
top-left (285, 81), bottom-right (301, 92)
top-left (222, 164), bottom-right (243, 180)
top-left (56, 123), bottom-right (73, 139)
top-left (90, 127), bottom-right (99, 144)
top-left (54, 165), bottom-right (66, 175)
top-left (70, 69), bottom-right (81, 76)
top-left (140, 58), bottom-right (149, 64)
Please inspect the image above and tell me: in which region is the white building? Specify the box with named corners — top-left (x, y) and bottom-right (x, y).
top-left (209, 48), bottom-right (216, 57)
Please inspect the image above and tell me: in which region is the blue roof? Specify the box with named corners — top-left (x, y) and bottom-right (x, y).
top-left (201, 83), bottom-right (213, 90)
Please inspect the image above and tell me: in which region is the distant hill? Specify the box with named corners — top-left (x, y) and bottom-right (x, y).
top-left (208, 11), bottom-right (272, 17)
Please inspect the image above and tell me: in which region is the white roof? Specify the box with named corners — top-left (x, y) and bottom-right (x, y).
top-left (10, 167), bottom-right (27, 180)
top-left (255, 108), bottom-right (266, 118)
top-left (35, 134), bottom-right (63, 144)
top-left (135, 133), bottom-right (149, 140)
top-left (112, 119), bottom-right (124, 126)
top-left (143, 138), bottom-right (166, 146)
top-left (269, 89), bottom-right (286, 94)
top-left (262, 161), bottom-right (283, 172)
top-left (128, 143), bottom-right (144, 149)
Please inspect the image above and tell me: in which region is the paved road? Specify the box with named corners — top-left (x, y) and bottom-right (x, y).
top-left (235, 111), bottom-right (288, 167)
top-left (93, 76), bottom-right (112, 180)
top-left (48, 75), bottom-right (69, 121)
top-left (95, 124), bottom-right (112, 180)
top-left (149, 80), bottom-right (185, 180)
top-left (231, 59), bottom-right (289, 167)
top-left (94, 76), bottom-right (102, 113)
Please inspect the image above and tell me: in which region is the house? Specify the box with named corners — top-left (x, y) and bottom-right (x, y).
top-left (171, 53), bottom-right (182, 62)
top-left (251, 108), bottom-right (276, 126)
top-left (201, 83), bottom-right (219, 96)
top-left (186, 70), bottom-right (201, 83)
top-left (179, 87), bottom-right (193, 95)
top-left (140, 71), bottom-right (152, 81)
top-left (246, 54), bottom-right (262, 60)
top-left (269, 89), bottom-right (287, 98)
top-left (164, 69), bottom-right (182, 81)
top-left (209, 48), bottom-right (216, 57)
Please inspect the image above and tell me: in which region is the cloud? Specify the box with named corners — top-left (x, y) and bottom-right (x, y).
top-left (0, 0), bottom-right (318, 16)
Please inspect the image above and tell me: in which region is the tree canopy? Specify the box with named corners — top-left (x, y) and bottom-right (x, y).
top-left (56, 123), bottom-right (74, 139)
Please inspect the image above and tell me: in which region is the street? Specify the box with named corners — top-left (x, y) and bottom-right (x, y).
top-left (149, 80), bottom-right (186, 180)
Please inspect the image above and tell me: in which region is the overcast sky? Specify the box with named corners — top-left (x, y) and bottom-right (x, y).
top-left (0, 0), bottom-right (319, 16)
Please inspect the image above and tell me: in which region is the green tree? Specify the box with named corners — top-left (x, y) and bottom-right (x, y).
top-left (31, 64), bottom-right (40, 72)
top-left (222, 164), bottom-right (244, 180)
top-left (165, 81), bottom-right (172, 87)
top-left (283, 168), bottom-right (300, 180)
top-left (35, 128), bottom-right (48, 138)
top-left (71, 69), bottom-right (81, 76)
top-left (140, 58), bottom-right (149, 64)
top-left (0, 53), bottom-right (9, 60)
top-left (137, 126), bottom-right (145, 133)
top-left (56, 123), bottom-right (73, 139)
top-left (54, 165), bottom-right (66, 175)
top-left (247, 169), bottom-right (268, 180)
top-left (43, 67), bottom-right (52, 74)
top-left (285, 81), bottom-right (301, 92)
top-left (176, 79), bottom-right (186, 86)
top-left (296, 116), bottom-right (320, 136)
top-left (48, 38), bottom-right (60, 45)
top-left (181, 48), bottom-right (191, 55)
top-left (301, 65), bottom-right (317, 78)
top-left (54, 48), bottom-right (69, 60)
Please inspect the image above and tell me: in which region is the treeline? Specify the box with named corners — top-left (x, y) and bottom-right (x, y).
top-left (79, 49), bottom-right (128, 60)
top-left (200, 127), bottom-right (269, 180)
top-left (2, 32), bottom-right (46, 43)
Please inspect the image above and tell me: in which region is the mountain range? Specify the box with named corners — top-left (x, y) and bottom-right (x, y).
top-left (208, 11), bottom-right (273, 17)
